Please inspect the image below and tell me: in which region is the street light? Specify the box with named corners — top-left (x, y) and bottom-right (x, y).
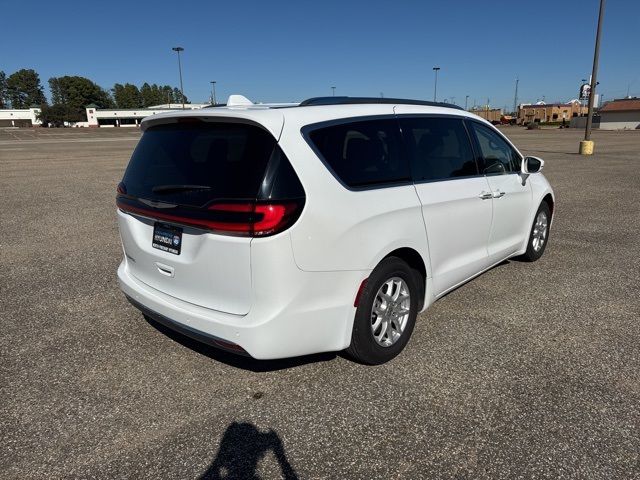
top-left (210, 81), bottom-right (217, 106)
top-left (465, 95), bottom-right (469, 110)
top-left (331, 86), bottom-right (336, 97)
top-left (432, 67), bottom-right (440, 101)
top-left (580, 0), bottom-right (606, 155)
top-left (172, 46), bottom-right (185, 109)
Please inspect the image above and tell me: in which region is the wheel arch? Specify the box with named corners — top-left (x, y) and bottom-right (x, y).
top-left (542, 192), bottom-right (554, 219)
top-left (381, 247), bottom-right (427, 310)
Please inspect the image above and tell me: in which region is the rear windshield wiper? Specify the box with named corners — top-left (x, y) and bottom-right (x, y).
top-left (151, 184), bottom-right (212, 194)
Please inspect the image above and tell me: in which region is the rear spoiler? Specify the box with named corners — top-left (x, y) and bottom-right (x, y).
top-left (140, 110), bottom-right (285, 140)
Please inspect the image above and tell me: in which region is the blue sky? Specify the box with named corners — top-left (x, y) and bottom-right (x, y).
top-left (1, 0), bottom-right (638, 108)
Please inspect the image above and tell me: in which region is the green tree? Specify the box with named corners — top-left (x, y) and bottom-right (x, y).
top-left (6, 69), bottom-right (46, 108)
top-left (0, 71), bottom-right (7, 108)
top-left (139, 83), bottom-right (185, 107)
top-left (160, 85), bottom-right (174, 104)
top-left (151, 84), bottom-right (166, 105)
top-left (172, 86), bottom-right (189, 104)
top-left (112, 83), bottom-right (143, 108)
top-left (140, 82), bottom-right (155, 107)
top-left (37, 103), bottom-right (70, 127)
top-left (48, 76), bottom-right (114, 122)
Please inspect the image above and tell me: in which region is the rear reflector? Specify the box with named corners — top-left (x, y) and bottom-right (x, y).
top-left (212, 338), bottom-right (247, 353)
top-left (354, 279), bottom-right (368, 307)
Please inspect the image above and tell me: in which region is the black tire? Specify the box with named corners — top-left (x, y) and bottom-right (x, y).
top-left (345, 257), bottom-right (420, 365)
top-left (520, 201), bottom-right (551, 262)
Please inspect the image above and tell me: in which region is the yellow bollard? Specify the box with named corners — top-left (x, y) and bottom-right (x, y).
top-left (579, 140), bottom-right (594, 155)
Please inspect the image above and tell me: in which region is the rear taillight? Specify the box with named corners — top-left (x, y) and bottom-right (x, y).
top-left (207, 203), bottom-right (300, 236)
top-left (116, 197), bottom-right (303, 237)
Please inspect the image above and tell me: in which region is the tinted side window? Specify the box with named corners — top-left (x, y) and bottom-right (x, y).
top-left (308, 119), bottom-right (409, 188)
top-left (399, 117), bottom-right (477, 181)
top-left (470, 122), bottom-right (521, 175)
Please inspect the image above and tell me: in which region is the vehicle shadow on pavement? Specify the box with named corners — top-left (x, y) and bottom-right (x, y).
top-left (144, 316), bottom-right (337, 372)
top-left (198, 421), bottom-right (298, 480)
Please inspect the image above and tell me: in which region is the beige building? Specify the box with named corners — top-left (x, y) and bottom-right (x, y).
top-left (598, 98), bottom-right (640, 130)
top-left (469, 108), bottom-right (502, 123)
top-left (518, 100), bottom-right (587, 124)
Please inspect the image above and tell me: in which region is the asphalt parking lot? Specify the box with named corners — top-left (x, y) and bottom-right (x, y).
top-left (1, 126), bottom-right (639, 479)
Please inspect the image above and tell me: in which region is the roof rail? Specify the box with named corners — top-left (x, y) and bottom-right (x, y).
top-left (299, 96), bottom-right (464, 110)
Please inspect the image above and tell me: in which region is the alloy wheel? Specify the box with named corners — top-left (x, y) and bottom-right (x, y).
top-left (370, 277), bottom-right (411, 347)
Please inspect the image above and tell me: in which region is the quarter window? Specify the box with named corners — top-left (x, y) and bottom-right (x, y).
top-left (470, 122), bottom-right (521, 174)
top-left (399, 117), bottom-right (477, 181)
top-left (307, 119), bottom-right (409, 188)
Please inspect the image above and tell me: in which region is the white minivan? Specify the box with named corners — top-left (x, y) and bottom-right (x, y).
top-left (117, 96), bottom-right (554, 364)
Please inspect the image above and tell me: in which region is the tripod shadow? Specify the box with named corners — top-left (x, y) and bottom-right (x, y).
top-left (199, 422), bottom-right (298, 480)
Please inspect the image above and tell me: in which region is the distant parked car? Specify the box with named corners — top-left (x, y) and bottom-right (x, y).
top-left (116, 96), bottom-right (555, 364)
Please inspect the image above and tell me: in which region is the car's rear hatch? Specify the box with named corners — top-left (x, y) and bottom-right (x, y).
top-left (116, 112), bottom-right (303, 315)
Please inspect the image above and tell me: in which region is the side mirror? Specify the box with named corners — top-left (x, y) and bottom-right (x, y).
top-left (521, 156), bottom-right (544, 174)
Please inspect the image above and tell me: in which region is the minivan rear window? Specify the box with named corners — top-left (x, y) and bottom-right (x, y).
top-left (121, 122), bottom-right (277, 207)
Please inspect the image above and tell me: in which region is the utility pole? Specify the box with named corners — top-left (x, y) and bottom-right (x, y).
top-left (465, 95), bottom-right (469, 110)
top-left (210, 81), bottom-right (217, 105)
top-left (513, 77), bottom-right (519, 114)
top-left (432, 67), bottom-right (440, 101)
top-left (172, 47), bottom-right (185, 109)
top-left (580, 0), bottom-right (606, 155)
top-left (331, 86), bottom-right (336, 97)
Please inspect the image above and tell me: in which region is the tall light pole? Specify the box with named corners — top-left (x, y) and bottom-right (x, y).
top-left (210, 81), bottom-right (217, 105)
top-left (465, 95), bottom-right (469, 110)
top-left (580, 0), bottom-right (606, 155)
top-left (172, 46), bottom-right (185, 109)
top-left (432, 67), bottom-right (440, 101)
top-left (331, 86), bottom-right (336, 97)
top-left (513, 78), bottom-right (519, 115)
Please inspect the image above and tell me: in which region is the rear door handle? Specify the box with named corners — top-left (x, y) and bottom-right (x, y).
top-left (492, 190), bottom-right (506, 198)
top-left (479, 192), bottom-right (493, 200)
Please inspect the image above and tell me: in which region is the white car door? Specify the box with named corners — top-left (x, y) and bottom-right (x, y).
top-left (468, 121), bottom-right (532, 262)
top-left (397, 114), bottom-right (493, 296)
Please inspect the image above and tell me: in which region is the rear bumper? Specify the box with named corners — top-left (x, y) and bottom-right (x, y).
top-left (124, 294), bottom-right (249, 355)
top-left (117, 260), bottom-right (369, 360)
